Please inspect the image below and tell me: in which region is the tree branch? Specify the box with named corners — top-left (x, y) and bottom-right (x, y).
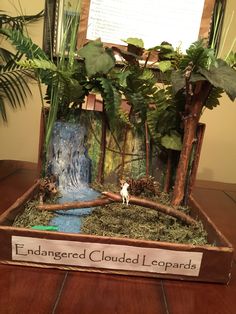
top-left (37, 191), bottom-right (197, 226)
top-left (102, 191), bottom-right (197, 226)
top-left (37, 197), bottom-right (113, 211)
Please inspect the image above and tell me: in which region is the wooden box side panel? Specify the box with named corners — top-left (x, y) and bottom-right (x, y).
top-left (188, 196), bottom-right (233, 248)
top-left (0, 181), bottom-right (39, 226)
top-left (0, 226), bottom-right (233, 284)
top-left (0, 184), bottom-right (234, 283)
top-left (0, 182), bottom-right (232, 247)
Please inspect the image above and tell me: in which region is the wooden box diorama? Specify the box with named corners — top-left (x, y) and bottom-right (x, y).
top-left (0, 0), bottom-right (235, 283)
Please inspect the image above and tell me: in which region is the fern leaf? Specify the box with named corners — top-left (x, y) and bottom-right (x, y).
top-left (1, 29), bottom-right (49, 60)
top-left (18, 58), bottom-right (57, 71)
top-left (118, 106), bottom-right (131, 126)
top-left (205, 86), bottom-right (223, 110)
top-left (97, 77), bottom-right (121, 120)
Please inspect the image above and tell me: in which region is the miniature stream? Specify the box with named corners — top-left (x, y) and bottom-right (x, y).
top-left (47, 121), bottom-right (100, 233)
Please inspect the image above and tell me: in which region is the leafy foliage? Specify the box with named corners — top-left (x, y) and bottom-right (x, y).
top-left (122, 38), bottom-right (144, 48)
top-left (96, 77), bottom-right (121, 126)
top-left (0, 68), bottom-right (32, 121)
top-left (205, 87), bottom-right (223, 110)
top-left (178, 40), bottom-right (216, 70)
top-left (0, 12), bottom-right (43, 122)
top-left (2, 28), bottom-right (49, 60)
top-left (200, 60), bottom-right (236, 101)
top-left (226, 51), bottom-right (236, 69)
top-left (79, 39), bottom-right (116, 77)
top-left (161, 131), bottom-right (182, 151)
top-left (147, 88), bottom-right (182, 150)
top-left (120, 66), bottom-right (158, 129)
top-left (0, 10), bottom-right (44, 32)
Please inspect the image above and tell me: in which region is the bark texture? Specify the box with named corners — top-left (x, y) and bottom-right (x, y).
top-left (102, 191), bottom-right (197, 226)
top-left (171, 81), bottom-right (211, 206)
top-left (37, 192), bottom-right (197, 225)
top-left (37, 197), bottom-right (113, 211)
top-left (96, 112), bottom-right (107, 184)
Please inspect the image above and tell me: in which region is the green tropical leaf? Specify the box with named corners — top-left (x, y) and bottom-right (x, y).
top-left (205, 86), bottom-right (223, 110)
top-left (115, 70), bottom-right (132, 88)
top-left (1, 28), bottom-right (49, 60)
top-left (138, 68), bottom-right (154, 81)
top-left (0, 10), bottom-right (44, 32)
top-left (18, 58), bottom-right (57, 71)
top-left (0, 98), bottom-right (7, 121)
top-left (62, 77), bottom-right (85, 103)
top-left (122, 38), bottom-right (144, 48)
top-left (97, 77), bottom-right (121, 125)
top-left (161, 131), bottom-right (182, 150)
top-left (180, 40), bottom-right (215, 70)
top-left (118, 106), bottom-right (131, 126)
top-left (171, 70), bottom-right (206, 94)
top-left (79, 39), bottom-right (115, 77)
top-left (199, 60), bottom-right (236, 101)
top-left (158, 60), bottom-right (172, 73)
top-left (0, 12), bottom-right (44, 123)
top-left (226, 51), bottom-right (236, 68)
top-left (171, 70), bottom-right (185, 93)
top-left (0, 47), bottom-right (15, 65)
top-left (0, 69), bottom-right (32, 122)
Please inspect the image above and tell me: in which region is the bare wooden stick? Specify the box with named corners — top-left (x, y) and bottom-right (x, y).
top-left (37, 191), bottom-right (197, 226)
top-left (37, 197), bottom-right (113, 211)
top-left (102, 191), bottom-right (197, 226)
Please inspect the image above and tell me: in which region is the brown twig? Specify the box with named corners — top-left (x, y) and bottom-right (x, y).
top-left (37, 197), bottom-right (113, 211)
top-left (37, 191), bottom-right (197, 226)
top-left (102, 191), bottom-right (197, 226)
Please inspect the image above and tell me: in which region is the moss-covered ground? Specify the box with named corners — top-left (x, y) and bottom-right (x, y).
top-left (13, 185), bottom-right (209, 245)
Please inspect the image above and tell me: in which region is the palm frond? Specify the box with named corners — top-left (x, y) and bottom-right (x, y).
top-left (0, 97), bottom-right (7, 121)
top-left (0, 11), bottom-right (44, 31)
top-left (1, 28), bottom-right (49, 60)
top-left (0, 68), bottom-right (33, 122)
top-left (0, 47), bottom-right (15, 65)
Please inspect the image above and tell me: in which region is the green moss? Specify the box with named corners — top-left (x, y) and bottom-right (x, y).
top-left (12, 185), bottom-right (208, 246)
top-left (83, 183), bottom-right (209, 245)
top-left (13, 200), bottom-right (54, 229)
top-left (81, 202), bottom-right (208, 245)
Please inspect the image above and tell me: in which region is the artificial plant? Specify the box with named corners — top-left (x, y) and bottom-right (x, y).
top-left (2, 2), bottom-right (236, 210)
top-left (0, 10), bottom-right (43, 122)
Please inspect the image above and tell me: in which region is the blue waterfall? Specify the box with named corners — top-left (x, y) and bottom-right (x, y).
top-left (47, 121), bottom-right (99, 233)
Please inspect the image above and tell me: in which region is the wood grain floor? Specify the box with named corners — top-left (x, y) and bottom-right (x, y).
top-left (0, 161), bottom-right (236, 314)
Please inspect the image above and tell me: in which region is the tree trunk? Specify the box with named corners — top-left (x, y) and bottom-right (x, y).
top-left (96, 112), bottom-right (107, 183)
top-left (145, 121), bottom-right (150, 176)
top-left (185, 123), bottom-right (206, 201)
top-left (120, 101), bottom-right (132, 178)
top-left (163, 150), bottom-right (172, 193)
top-left (171, 81), bottom-right (211, 206)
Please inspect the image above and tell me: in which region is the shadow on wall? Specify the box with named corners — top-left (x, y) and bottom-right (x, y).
top-left (197, 168), bottom-right (214, 181)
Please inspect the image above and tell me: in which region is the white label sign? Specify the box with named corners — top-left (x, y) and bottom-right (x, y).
top-left (87, 0), bottom-right (205, 51)
top-left (12, 236), bottom-right (202, 276)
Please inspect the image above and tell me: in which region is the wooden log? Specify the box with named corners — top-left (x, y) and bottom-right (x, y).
top-left (102, 191), bottom-right (197, 226)
top-left (37, 192), bottom-right (197, 226)
top-left (37, 197), bottom-right (113, 211)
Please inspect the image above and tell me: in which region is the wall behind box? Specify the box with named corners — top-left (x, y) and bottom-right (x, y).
top-left (0, 0), bottom-right (235, 183)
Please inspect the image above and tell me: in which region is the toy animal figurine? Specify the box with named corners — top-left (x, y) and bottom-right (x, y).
top-left (120, 181), bottom-right (130, 205)
top-left (39, 175), bottom-right (58, 204)
top-left (127, 176), bottom-right (159, 196)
